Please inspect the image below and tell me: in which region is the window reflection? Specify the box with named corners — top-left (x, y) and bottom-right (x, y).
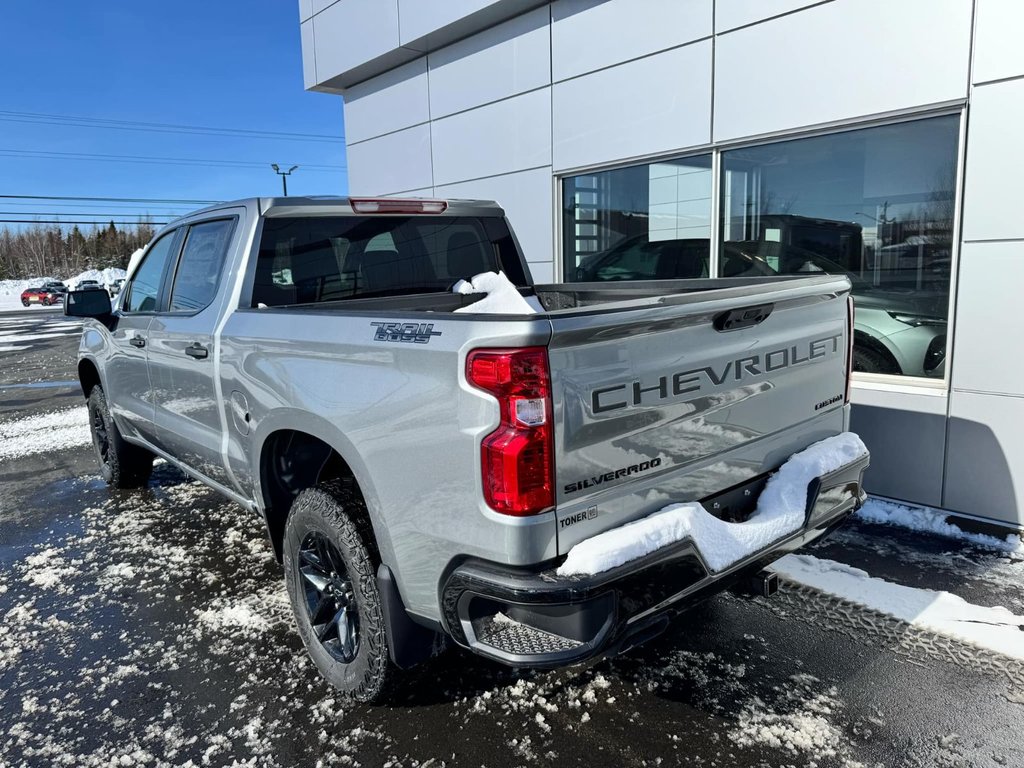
top-left (561, 117), bottom-right (958, 381)
top-left (721, 116), bottom-right (958, 379)
top-left (563, 155), bottom-right (713, 281)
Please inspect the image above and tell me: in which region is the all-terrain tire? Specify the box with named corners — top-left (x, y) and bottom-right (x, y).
top-left (283, 484), bottom-right (395, 704)
top-left (852, 345), bottom-right (900, 375)
top-left (87, 385), bottom-right (154, 488)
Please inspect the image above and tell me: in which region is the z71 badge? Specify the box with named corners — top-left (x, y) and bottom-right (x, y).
top-left (370, 321), bottom-right (442, 344)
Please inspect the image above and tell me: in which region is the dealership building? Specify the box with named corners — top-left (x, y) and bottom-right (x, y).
top-left (299, 0), bottom-right (1024, 531)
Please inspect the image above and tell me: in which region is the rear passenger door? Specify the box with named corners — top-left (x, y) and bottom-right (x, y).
top-left (147, 217), bottom-right (238, 488)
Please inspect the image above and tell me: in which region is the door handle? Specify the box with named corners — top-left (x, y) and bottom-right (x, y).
top-left (129, 336), bottom-right (146, 348)
top-left (185, 343), bottom-right (209, 360)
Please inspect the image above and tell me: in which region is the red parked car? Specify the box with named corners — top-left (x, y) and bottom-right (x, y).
top-left (20, 286), bottom-right (63, 307)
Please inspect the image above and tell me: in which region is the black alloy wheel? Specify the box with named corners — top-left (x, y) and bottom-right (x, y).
top-left (283, 484), bottom-right (394, 703)
top-left (86, 385), bottom-right (154, 488)
top-left (91, 404), bottom-right (111, 467)
top-left (298, 531), bottom-right (359, 663)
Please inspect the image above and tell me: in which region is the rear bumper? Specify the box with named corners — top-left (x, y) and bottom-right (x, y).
top-left (440, 451), bottom-right (869, 668)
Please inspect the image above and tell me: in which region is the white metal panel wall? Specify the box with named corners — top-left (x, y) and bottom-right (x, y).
top-left (427, 7), bottom-right (551, 119)
top-left (945, 393), bottom-right (1024, 525)
top-left (312, 0), bottom-right (340, 14)
top-left (972, 0), bottom-right (1024, 84)
top-left (961, 82), bottom-right (1024, 241)
top-left (950, 242), bottom-right (1024, 396)
top-left (343, 58), bottom-right (430, 145)
top-left (714, 0), bottom-right (825, 31)
top-left (311, 0), bottom-right (401, 86)
top-left (434, 167), bottom-right (554, 271)
top-left (713, 0), bottom-right (972, 141)
top-left (945, 4), bottom-right (1024, 526)
top-left (399, 0), bottom-right (517, 44)
top-left (552, 42), bottom-right (712, 171)
top-left (430, 88), bottom-right (552, 186)
top-left (550, 0), bottom-right (712, 81)
top-left (346, 124), bottom-right (433, 194)
top-left (300, 20), bottom-right (316, 89)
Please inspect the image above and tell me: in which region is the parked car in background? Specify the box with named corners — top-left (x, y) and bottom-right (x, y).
top-left (723, 241), bottom-right (947, 378)
top-left (76, 279), bottom-right (104, 292)
top-left (108, 278), bottom-right (125, 297)
top-left (20, 286), bottom-right (64, 306)
top-left (577, 235), bottom-right (945, 378)
top-left (42, 280), bottom-right (68, 295)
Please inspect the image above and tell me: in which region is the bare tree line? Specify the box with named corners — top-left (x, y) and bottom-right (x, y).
top-left (0, 222), bottom-right (156, 280)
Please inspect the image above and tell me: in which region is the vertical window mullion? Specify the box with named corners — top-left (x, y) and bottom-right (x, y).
top-left (710, 150), bottom-right (722, 277)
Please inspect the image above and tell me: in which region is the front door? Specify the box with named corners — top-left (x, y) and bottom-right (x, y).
top-left (147, 217), bottom-right (238, 489)
top-left (105, 228), bottom-right (182, 444)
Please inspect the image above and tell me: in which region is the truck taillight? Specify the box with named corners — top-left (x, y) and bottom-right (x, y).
top-left (466, 347), bottom-right (554, 516)
top-left (845, 295), bottom-right (855, 403)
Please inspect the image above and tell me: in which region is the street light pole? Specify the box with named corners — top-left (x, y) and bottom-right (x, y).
top-left (270, 164), bottom-right (299, 196)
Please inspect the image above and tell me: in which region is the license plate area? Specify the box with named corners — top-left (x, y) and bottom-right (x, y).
top-left (699, 473), bottom-right (770, 523)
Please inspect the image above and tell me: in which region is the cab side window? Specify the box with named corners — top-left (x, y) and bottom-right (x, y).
top-left (169, 219), bottom-right (234, 312)
top-left (123, 231), bottom-right (179, 313)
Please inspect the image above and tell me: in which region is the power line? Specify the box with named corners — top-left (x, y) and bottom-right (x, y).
top-left (0, 148), bottom-right (344, 172)
top-left (0, 201), bottom-right (196, 212)
top-left (0, 109), bottom-right (344, 143)
top-left (0, 212), bottom-right (172, 218)
top-left (0, 219), bottom-right (167, 225)
top-left (0, 194), bottom-right (220, 204)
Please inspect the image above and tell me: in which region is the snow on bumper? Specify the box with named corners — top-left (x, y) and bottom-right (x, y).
top-left (557, 432), bottom-right (869, 578)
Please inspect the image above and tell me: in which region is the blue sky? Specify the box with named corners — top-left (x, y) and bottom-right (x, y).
top-left (0, 2), bottom-right (346, 226)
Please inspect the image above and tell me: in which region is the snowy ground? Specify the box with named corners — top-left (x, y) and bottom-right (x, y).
top-left (1, 308), bottom-right (1022, 767)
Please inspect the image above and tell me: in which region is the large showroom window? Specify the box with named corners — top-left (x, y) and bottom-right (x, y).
top-left (562, 154), bottom-right (713, 281)
top-left (561, 115), bottom-right (959, 382)
top-left (721, 115), bottom-right (959, 380)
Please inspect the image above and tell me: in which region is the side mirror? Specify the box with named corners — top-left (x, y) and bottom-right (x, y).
top-left (65, 289), bottom-right (112, 319)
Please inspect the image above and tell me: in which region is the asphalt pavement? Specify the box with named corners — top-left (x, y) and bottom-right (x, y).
top-left (0, 307), bottom-right (1021, 768)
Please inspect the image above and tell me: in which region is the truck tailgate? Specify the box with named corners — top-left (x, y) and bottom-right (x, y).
top-left (545, 276), bottom-right (851, 552)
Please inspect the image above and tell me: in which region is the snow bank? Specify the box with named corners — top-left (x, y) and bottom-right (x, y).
top-left (453, 271), bottom-right (538, 314)
top-left (774, 553), bottom-right (1024, 660)
top-left (557, 432), bottom-right (868, 576)
top-left (857, 497), bottom-right (1024, 555)
top-left (67, 267), bottom-right (126, 290)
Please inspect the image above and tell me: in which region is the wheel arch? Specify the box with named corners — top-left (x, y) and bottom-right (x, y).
top-left (253, 411), bottom-right (393, 568)
top-left (853, 330), bottom-right (902, 375)
top-left (78, 357), bottom-right (103, 399)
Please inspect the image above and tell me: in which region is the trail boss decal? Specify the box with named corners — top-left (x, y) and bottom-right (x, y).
top-left (564, 458), bottom-right (662, 495)
top-left (370, 321), bottom-right (442, 344)
top-left (591, 333), bottom-right (843, 414)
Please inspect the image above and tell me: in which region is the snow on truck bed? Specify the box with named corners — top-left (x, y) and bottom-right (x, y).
top-left (453, 271), bottom-right (541, 314)
top-left (557, 432), bottom-right (868, 577)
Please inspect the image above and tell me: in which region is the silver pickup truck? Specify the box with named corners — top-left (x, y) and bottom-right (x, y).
top-left (67, 196), bottom-right (868, 703)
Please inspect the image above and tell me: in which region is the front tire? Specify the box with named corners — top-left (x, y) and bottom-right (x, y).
top-left (852, 344), bottom-right (900, 375)
top-left (87, 386), bottom-right (154, 488)
top-left (284, 485), bottom-right (394, 704)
